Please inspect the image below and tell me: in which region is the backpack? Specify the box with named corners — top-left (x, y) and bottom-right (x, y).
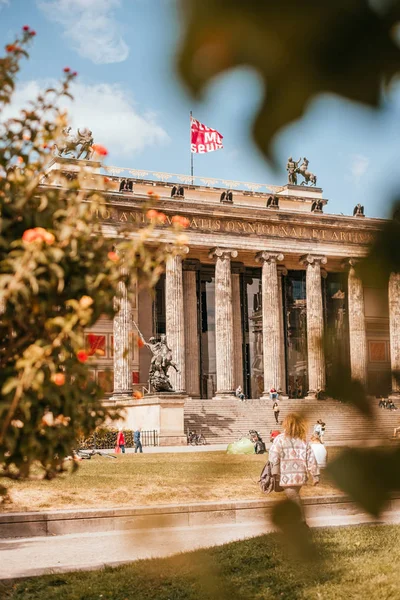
top-left (258, 461), bottom-right (283, 494)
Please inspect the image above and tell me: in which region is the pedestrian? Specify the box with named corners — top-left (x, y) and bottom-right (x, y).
top-left (116, 427), bottom-right (126, 454)
top-left (235, 385), bottom-right (245, 401)
top-left (310, 434), bottom-right (327, 469)
top-left (269, 387), bottom-right (278, 402)
top-left (134, 427), bottom-right (143, 453)
top-left (269, 413), bottom-right (319, 521)
top-left (273, 401), bottom-right (280, 424)
top-left (313, 419), bottom-right (326, 442)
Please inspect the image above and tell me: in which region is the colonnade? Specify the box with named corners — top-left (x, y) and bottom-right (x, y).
top-left (111, 248), bottom-right (400, 400)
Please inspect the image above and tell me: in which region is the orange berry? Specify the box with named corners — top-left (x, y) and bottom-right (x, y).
top-left (92, 144), bottom-right (108, 156)
top-left (146, 209), bottom-right (158, 219)
top-left (52, 373), bottom-right (65, 386)
top-left (107, 251), bottom-right (119, 262)
top-left (133, 390), bottom-right (143, 399)
top-left (76, 350), bottom-right (88, 363)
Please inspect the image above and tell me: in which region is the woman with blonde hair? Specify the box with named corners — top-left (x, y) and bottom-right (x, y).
top-left (269, 413), bottom-right (319, 515)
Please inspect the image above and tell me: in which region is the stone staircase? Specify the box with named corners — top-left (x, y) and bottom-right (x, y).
top-left (184, 397), bottom-right (400, 446)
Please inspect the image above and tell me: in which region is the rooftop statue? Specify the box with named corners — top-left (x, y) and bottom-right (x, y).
top-left (53, 127), bottom-right (94, 160)
top-left (353, 203), bottom-right (365, 217)
top-left (286, 156), bottom-right (318, 187)
top-left (286, 156), bottom-right (301, 185)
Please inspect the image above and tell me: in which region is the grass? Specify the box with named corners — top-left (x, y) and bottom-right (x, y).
top-left (1, 450), bottom-right (343, 513)
top-left (2, 524), bottom-right (400, 599)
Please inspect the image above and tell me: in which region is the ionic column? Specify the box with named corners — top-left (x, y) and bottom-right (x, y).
top-left (209, 247), bottom-right (238, 396)
top-left (165, 248), bottom-right (189, 394)
top-left (183, 260), bottom-right (200, 397)
top-left (301, 254), bottom-right (327, 398)
top-left (343, 259), bottom-right (368, 386)
top-left (232, 264), bottom-right (245, 390)
top-left (389, 272), bottom-right (400, 399)
top-left (112, 280), bottom-right (133, 401)
top-left (256, 252), bottom-right (284, 398)
top-left (277, 265), bottom-right (288, 393)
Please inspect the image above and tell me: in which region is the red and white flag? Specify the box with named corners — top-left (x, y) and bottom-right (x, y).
top-left (191, 117), bottom-right (223, 154)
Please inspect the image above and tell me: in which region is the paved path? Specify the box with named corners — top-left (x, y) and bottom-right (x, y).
top-left (2, 511), bottom-right (400, 581)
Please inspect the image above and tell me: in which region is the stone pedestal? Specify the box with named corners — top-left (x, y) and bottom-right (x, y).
top-left (389, 272), bottom-right (400, 400)
top-left (110, 280), bottom-right (133, 402)
top-left (301, 254), bottom-right (327, 399)
top-left (209, 247), bottom-right (237, 397)
top-left (344, 259), bottom-right (368, 386)
top-left (114, 394), bottom-right (188, 446)
top-left (256, 251), bottom-right (284, 399)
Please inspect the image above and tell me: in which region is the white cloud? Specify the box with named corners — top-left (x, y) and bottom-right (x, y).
top-left (350, 154), bottom-right (369, 185)
top-left (37, 0), bottom-right (129, 64)
top-left (1, 80), bottom-right (169, 158)
top-left (0, 0), bottom-right (10, 8)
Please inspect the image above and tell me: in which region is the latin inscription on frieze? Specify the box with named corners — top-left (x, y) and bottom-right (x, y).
top-left (96, 208), bottom-right (375, 245)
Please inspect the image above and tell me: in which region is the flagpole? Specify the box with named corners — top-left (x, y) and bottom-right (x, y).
top-left (190, 110), bottom-right (194, 183)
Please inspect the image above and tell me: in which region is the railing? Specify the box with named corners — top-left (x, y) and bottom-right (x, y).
top-left (91, 430), bottom-right (159, 449)
top-left (102, 166), bottom-right (284, 194)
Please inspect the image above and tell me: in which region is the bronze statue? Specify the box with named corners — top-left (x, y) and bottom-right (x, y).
top-left (220, 189), bottom-right (233, 203)
top-left (298, 157), bottom-right (317, 186)
top-left (286, 156), bottom-right (318, 186)
top-left (137, 328), bottom-right (179, 393)
top-left (266, 195), bottom-right (279, 208)
top-left (311, 198), bottom-right (323, 213)
top-left (286, 156), bottom-right (301, 185)
top-left (353, 203), bottom-right (365, 217)
top-left (171, 185), bottom-right (185, 198)
top-left (53, 127), bottom-right (94, 160)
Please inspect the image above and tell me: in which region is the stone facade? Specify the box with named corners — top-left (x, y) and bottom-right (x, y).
top-left (41, 160), bottom-right (398, 409)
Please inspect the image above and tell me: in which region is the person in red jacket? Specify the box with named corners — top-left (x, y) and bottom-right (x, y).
top-left (116, 428), bottom-right (126, 454)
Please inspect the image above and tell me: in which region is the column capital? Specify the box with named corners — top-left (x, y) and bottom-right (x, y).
top-left (341, 258), bottom-right (359, 270)
top-left (183, 258), bottom-right (201, 271)
top-left (255, 251), bottom-right (284, 264)
top-left (165, 244), bottom-right (189, 256)
top-left (209, 247), bottom-right (238, 260)
top-left (300, 254), bottom-right (327, 267)
top-left (277, 265), bottom-right (288, 277)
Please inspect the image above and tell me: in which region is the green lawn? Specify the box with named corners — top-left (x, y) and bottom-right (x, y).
top-left (2, 524), bottom-right (399, 599)
top-left (1, 450), bottom-right (343, 513)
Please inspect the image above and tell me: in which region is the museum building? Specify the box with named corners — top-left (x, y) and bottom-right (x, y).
top-left (44, 158), bottom-right (400, 406)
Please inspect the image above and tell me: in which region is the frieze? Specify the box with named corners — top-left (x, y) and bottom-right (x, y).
top-left (96, 208), bottom-right (376, 245)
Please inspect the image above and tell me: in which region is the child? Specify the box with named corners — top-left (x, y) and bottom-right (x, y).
top-left (116, 428), bottom-right (125, 454)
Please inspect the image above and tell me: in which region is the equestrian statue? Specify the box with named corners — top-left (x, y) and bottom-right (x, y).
top-left (286, 156), bottom-right (318, 186)
top-left (53, 127), bottom-right (94, 160)
top-left (134, 323), bottom-right (179, 393)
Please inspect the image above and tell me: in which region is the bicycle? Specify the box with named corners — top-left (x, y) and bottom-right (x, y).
top-left (73, 448), bottom-right (117, 460)
top-left (187, 430), bottom-right (207, 446)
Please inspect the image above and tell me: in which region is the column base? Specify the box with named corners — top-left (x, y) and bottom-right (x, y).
top-left (213, 392), bottom-right (235, 400)
top-left (159, 434), bottom-right (187, 446)
top-left (109, 393), bottom-right (133, 404)
top-left (389, 392), bottom-right (400, 401)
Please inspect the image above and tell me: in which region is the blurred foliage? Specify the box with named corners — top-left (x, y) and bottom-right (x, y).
top-left (0, 30), bottom-right (180, 497)
top-left (357, 200), bottom-right (400, 287)
top-left (177, 0), bottom-right (400, 160)
top-left (177, 0), bottom-right (400, 544)
top-left (327, 446), bottom-right (400, 516)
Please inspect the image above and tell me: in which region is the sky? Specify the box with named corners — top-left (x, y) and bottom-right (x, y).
top-left (0, 0), bottom-right (399, 218)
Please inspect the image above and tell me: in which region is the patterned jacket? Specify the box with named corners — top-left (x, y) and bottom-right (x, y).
top-left (269, 434), bottom-right (320, 487)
